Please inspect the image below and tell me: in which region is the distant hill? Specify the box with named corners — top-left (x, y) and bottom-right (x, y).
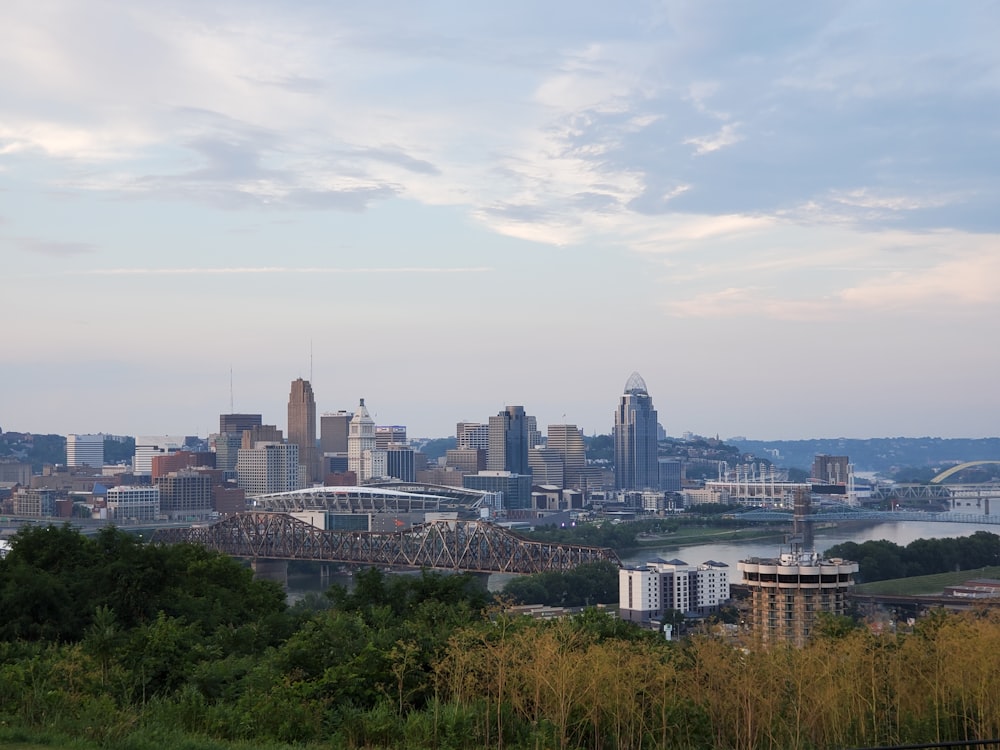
top-left (729, 437), bottom-right (1000, 475)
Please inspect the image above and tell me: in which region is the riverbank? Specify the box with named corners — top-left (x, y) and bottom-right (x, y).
top-left (626, 525), bottom-right (788, 552)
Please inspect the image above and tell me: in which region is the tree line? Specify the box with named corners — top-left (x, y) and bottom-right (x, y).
top-left (4, 524), bottom-right (1000, 749)
top-left (825, 530), bottom-right (1000, 583)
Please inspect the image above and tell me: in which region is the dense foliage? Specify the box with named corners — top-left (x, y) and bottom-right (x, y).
top-left (6, 525), bottom-right (1000, 749)
top-left (501, 561), bottom-right (619, 607)
top-left (825, 530), bottom-right (1000, 583)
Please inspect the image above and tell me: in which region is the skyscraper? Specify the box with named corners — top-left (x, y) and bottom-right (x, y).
top-left (236, 442), bottom-right (300, 496)
top-left (348, 398), bottom-right (379, 482)
top-left (547, 424), bottom-right (587, 489)
top-left (320, 411), bottom-right (351, 455)
top-left (488, 406), bottom-right (531, 476)
top-left (288, 378), bottom-right (318, 485)
top-left (614, 372), bottom-right (659, 490)
top-left (219, 414), bottom-right (262, 434)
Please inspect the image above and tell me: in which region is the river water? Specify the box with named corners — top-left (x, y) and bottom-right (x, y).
top-left (619, 519), bottom-right (1000, 570)
top-left (285, 520), bottom-right (1000, 599)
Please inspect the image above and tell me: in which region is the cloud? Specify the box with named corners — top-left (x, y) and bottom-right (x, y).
top-left (355, 147), bottom-right (441, 176)
top-left (684, 122), bottom-right (743, 155)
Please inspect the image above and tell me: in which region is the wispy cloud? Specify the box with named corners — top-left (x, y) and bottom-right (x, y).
top-left (683, 122), bottom-right (742, 155)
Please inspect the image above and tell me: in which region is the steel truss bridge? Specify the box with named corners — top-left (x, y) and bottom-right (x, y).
top-left (151, 512), bottom-right (621, 574)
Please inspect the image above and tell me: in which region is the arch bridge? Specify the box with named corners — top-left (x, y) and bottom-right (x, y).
top-left (931, 461), bottom-right (1000, 484)
top-left (151, 512), bottom-right (621, 574)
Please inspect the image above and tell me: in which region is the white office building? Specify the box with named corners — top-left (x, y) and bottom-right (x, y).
top-left (134, 436), bottom-right (187, 475)
top-left (236, 441), bottom-right (300, 497)
top-left (106, 485), bottom-right (160, 522)
top-left (66, 433), bottom-right (105, 468)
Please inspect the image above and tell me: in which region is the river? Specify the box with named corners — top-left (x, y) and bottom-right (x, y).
top-left (286, 519), bottom-right (1000, 599)
top-left (619, 519), bottom-right (1000, 571)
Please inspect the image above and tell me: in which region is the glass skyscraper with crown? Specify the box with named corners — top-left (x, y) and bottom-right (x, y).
top-left (614, 372), bottom-right (659, 490)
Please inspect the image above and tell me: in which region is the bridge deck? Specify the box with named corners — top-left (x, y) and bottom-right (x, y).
top-left (151, 512), bottom-right (621, 574)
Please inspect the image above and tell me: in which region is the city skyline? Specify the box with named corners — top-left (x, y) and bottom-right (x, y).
top-left (3, 2), bottom-right (999, 441)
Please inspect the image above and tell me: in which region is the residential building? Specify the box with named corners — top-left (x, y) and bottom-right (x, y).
top-left (66, 433), bottom-right (104, 468)
top-left (738, 549), bottom-right (858, 646)
top-left (288, 378), bottom-right (318, 485)
top-left (812, 454), bottom-right (850, 484)
top-left (619, 558), bottom-right (730, 624)
top-left (614, 372), bottom-right (659, 490)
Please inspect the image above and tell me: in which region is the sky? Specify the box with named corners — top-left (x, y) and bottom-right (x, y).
top-left (2, 1), bottom-right (999, 441)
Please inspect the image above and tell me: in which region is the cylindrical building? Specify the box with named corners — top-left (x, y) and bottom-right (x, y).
top-left (737, 550), bottom-right (858, 646)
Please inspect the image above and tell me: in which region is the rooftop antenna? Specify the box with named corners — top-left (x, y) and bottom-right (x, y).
top-left (229, 367), bottom-right (234, 412)
top-left (310, 340), bottom-right (313, 383)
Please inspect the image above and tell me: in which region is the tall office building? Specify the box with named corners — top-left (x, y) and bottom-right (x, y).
top-left (348, 399), bottom-right (379, 482)
top-left (236, 442), bottom-right (300, 496)
top-left (614, 372), bottom-right (659, 490)
top-left (457, 422), bottom-right (489, 451)
top-left (66, 434), bottom-right (104, 468)
top-left (547, 425), bottom-right (587, 489)
top-left (288, 378), bottom-right (318, 486)
top-left (488, 406), bottom-right (531, 476)
top-left (241, 425), bottom-right (283, 449)
top-left (375, 426), bottom-right (407, 451)
top-left (219, 414), bottom-right (262, 434)
top-left (386, 444), bottom-right (416, 482)
top-left (156, 470), bottom-right (213, 520)
top-left (212, 432), bottom-right (244, 472)
top-left (321, 411), bottom-right (351, 455)
top-left (528, 447), bottom-right (564, 487)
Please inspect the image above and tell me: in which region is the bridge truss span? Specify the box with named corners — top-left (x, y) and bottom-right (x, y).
top-left (151, 512), bottom-right (621, 574)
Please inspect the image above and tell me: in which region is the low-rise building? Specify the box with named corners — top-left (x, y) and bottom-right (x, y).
top-left (620, 558), bottom-right (730, 625)
top-left (106, 485), bottom-right (160, 522)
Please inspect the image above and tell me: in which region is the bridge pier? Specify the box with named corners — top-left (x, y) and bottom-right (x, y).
top-left (251, 559), bottom-right (288, 588)
top-left (465, 571), bottom-right (492, 591)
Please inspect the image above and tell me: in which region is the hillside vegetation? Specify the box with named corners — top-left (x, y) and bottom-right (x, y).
top-left (4, 525), bottom-right (1000, 749)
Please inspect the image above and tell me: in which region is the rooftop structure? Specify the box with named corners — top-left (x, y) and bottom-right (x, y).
top-left (249, 484), bottom-right (485, 514)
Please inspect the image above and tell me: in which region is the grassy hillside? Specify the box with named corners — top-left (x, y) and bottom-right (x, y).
top-left (854, 566), bottom-right (1000, 596)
